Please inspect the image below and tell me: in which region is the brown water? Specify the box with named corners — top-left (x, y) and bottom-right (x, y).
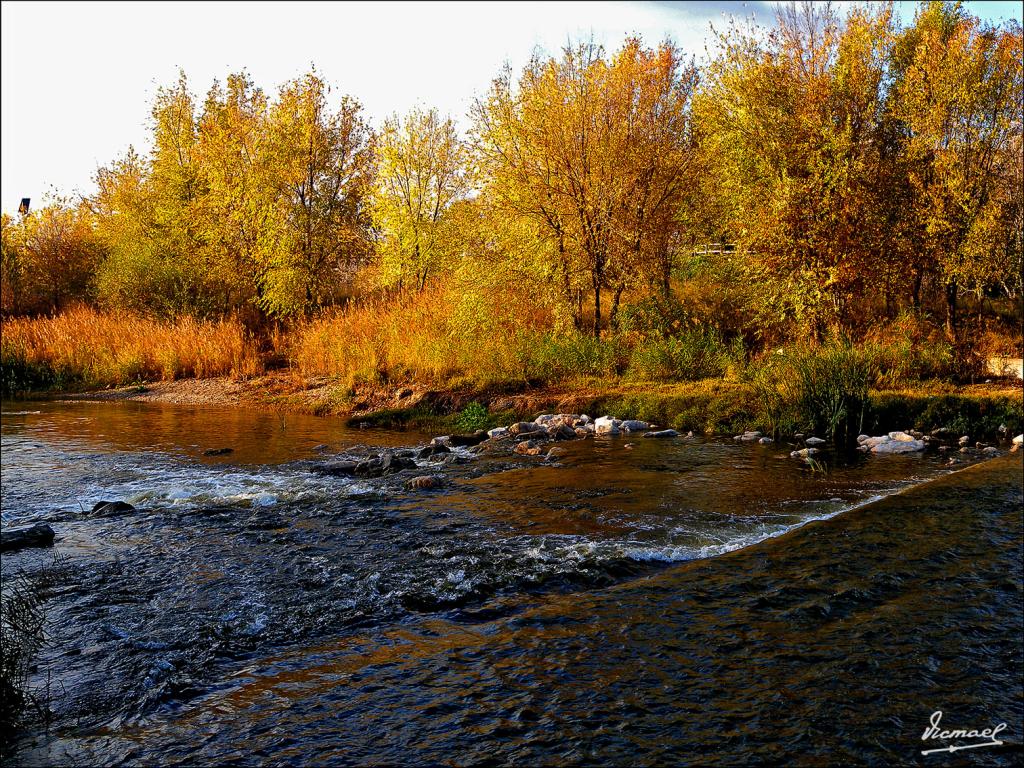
top-left (1, 400), bottom-right (1021, 765)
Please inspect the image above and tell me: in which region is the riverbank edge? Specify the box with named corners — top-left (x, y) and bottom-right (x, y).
top-left (16, 373), bottom-right (1023, 442)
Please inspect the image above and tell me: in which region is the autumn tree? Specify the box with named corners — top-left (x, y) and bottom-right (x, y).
top-left (889, 1), bottom-right (1023, 338)
top-left (14, 201), bottom-right (104, 313)
top-left (261, 72), bottom-right (374, 316)
top-left (695, 2), bottom-right (899, 336)
top-left (372, 107), bottom-right (469, 291)
top-left (474, 39), bottom-right (699, 337)
top-left (195, 72), bottom-right (274, 315)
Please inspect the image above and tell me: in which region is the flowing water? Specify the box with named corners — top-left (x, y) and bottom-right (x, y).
top-left (1, 400), bottom-right (1021, 765)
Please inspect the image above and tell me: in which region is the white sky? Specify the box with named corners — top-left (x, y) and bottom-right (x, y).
top-left (2, 0), bottom-right (1020, 214)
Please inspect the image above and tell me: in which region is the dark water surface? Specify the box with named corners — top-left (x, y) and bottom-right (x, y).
top-left (1, 400), bottom-right (1021, 765)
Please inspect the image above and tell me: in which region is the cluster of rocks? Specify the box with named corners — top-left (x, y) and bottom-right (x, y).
top-left (314, 443), bottom-right (458, 479)
top-left (472, 412), bottom-right (689, 460)
top-left (857, 431), bottom-right (927, 454)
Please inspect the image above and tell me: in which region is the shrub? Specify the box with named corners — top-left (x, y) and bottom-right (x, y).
top-left (454, 401), bottom-right (490, 432)
top-left (752, 337), bottom-right (872, 446)
top-left (626, 328), bottom-right (730, 381)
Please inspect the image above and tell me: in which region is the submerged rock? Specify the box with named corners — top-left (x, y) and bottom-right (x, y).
top-left (203, 447), bottom-right (234, 456)
top-left (416, 443), bottom-right (450, 459)
top-left (735, 431), bottom-right (761, 442)
top-left (406, 475), bottom-right (443, 490)
top-left (1, 522), bottom-right (56, 552)
top-left (643, 429), bottom-right (680, 439)
top-left (315, 460), bottom-right (359, 476)
top-left (355, 452), bottom-right (418, 477)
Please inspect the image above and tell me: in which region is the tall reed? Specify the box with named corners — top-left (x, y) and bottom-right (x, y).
top-left (1, 306), bottom-right (262, 392)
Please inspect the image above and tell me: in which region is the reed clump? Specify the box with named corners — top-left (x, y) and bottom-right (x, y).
top-left (1, 306), bottom-right (262, 393)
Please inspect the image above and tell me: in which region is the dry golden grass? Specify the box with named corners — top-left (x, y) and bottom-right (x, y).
top-left (291, 281), bottom-right (602, 389)
top-left (1, 306), bottom-right (262, 389)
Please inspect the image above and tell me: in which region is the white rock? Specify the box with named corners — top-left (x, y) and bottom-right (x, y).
top-left (758, 437), bottom-right (774, 445)
top-left (534, 414), bottom-right (557, 426)
top-left (1013, 434), bottom-right (1023, 445)
top-left (888, 431), bottom-right (917, 442)
top-left (735, 431), bottom-right (762, 442)
top-left (805, 436), bottom-right (826, 446)
top-left (857, 434), bottom-right (870, 443)
top-left (958, 436), bottom-right (970, 446)
top-left (487, 427), bottom-right (510, 439)
top-left (872, 439), bottom-right (925, 454)
top-left (620, 420), bottom-right (651, 432)
top-left (594, 416), bottom-right (621, 435)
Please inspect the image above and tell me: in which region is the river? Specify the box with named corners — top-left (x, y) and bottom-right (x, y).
top-left (1, 400), bottom-right (1021, 765)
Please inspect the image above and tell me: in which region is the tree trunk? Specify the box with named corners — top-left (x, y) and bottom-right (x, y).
top-left (593, 280), bottom-right (602, 340)
top-left (944, 281), bottom-right (958, 341)
top-left (609, 283), bottom-right (626, 329)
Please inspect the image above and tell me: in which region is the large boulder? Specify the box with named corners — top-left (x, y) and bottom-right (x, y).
top-left (1, 523), bottom-right (55, 552)
top-left (594, 416), bottom-right (621, 435)
top-left (486, 426), bottom-right (510, 439)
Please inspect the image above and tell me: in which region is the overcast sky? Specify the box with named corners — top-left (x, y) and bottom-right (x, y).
top-left (2, 0), bottom-right (1020, 214)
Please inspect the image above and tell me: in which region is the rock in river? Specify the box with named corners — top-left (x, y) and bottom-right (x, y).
top-left (91, 501), bottom-right (137, 515)
top-left (406, 475), bottom-right (443, 490)
top-left (643, 429), bottom-right (680, 439)
top-left (1, 522), bottom-right (56, 552)
top-left (448, 431), bottom-right (488, 447)
top-left (514, 439), bottom-right (545, 456)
